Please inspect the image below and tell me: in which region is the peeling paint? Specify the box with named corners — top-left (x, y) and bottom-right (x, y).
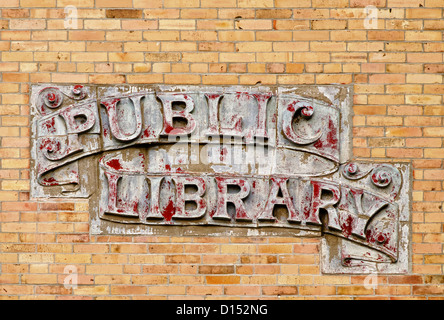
top-left (30, 84), bottom-right (410, 274)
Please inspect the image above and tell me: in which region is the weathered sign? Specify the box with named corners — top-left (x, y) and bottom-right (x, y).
top-left (31, 84), bottom-right (410, 274)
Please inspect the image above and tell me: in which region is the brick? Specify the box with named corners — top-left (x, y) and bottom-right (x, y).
top-left (424, 20), bottom-right (444, 30)
top-left (180, 32), bottom-right (214, 42)
top-left (84, 20), bottom-right (120, 30)
top-left (87, 42), bottom-right (123, 52)
top-left (337, 286), bottom-right (374, 295)
top-left (406, 31), bottom-right (442, 41)
top-left (241, 19), bottom-right (275, 30)
top-left (73, 285), bottom-right (109, 295)
top-left (95, 0), bottom-right (132, 7)
top-left (201, 74), bottom-right (237, 85)
top-left (275, 0), bottom-right (310, 5)
top-left (310, 41), bottom-right (346, 52)
top-left (368, 31), bottom-right (404, 41)
top-left (218, 31), bottom-right (253, 42)
top-left (369, 74), bottom-right (406, 84)
top-left (387, 148), bottom-right (423, 158)
top-left (200, 42), bottom-right (234, 52)
top-left (143, 8), bottom-right (180, 19)
top-left (317, 74), bottom-right (352, 84)
top-left (162, 42), bottom-right (196, 52)
top-left (2, 53), bottom-right (33, 62)
top-left (69, 31), bottom-right (105, 41)
top-left (407, 138), bottom-right (441, 148)
top-left (405, 116), bottom-right (441, 126)
top-left (72, 52), bottom-right (107, 62)
top-left (425, 64), bottom-right (444, 74)
top-left (350, 0), bottom-right (386, 6)
top-left (425, 276), bottom-right (444, 284)
top-left (51, 73), bottom-right (88, 83)
top-left (413, 285), bottom-right (444, 295)
top-left (300, 285), bottom-right (337, 295)
top-left (196, 20), bottom-right (232, 30)
top-left (406, 95), bottom-right (442, 105)
top-left (10, 19), bottom-right (45, 30)
top-left (425, 43), bottom-right (444, 52)
top-left (205, 275), bottom-right (240, 285)
top-left (57, 0), bottom-right (94, 5)
top-left (273, 42), bottom-right (309, 52)
top-left (0, 0), bottom-right (19, 6)
top-left (159, 19), bottom-right (195, 30)
top-left (201, 0), bottom-right (236, 7)
top-left (255, 9), bottom-right (291, 19)
top-left (313, 20), bottom-right (347, 30)
top-left (22, 274), bottom-right (57, 284)
top-left (22, 0), bottom-right (56, 5)
top-left (109, 52), bottom-right (144, 62)
top-left (169, 275), bottom-right (204, 285)
top-left (127, 74), bottom-right (163, 84)
top-left (111, 285), bottom-right (147, 295)
top-left (148, 286), bottom-right (185, 295)
top-left (106, 9), bottom-right (143, 19)
top-left (133, 0), bottom-right (162, 7)
top-left (121, 20), bottom-right (157, 30)
top-left (130, 275), bottom-right (168, 285)
top-left (0, 285), bottom-right (33, 295)
top-left (186, 286), bottom-right (222, 296)
top-left (331, 30), bottom-right (366, 41)
top-left (407, 74), bottom-right (442, 84)
top-left (274, 20), bottom-right (309, 30)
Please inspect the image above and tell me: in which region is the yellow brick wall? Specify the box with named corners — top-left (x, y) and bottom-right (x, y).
top-left (0, 0), bottom-right (443, 299)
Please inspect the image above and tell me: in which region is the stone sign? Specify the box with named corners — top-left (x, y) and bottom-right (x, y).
top-left (31, 84), bottom-right (410, 274)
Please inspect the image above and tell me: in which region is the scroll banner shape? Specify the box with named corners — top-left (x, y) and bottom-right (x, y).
top-left (31, 85), bottom-right (410, 274)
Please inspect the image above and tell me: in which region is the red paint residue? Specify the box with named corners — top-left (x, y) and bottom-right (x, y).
top-left (132, 201), bottom-right (139, 213)
top-left (163, 123), bottom-right (174, 134)
top-left (271, 113), bottom-right (277, 123)
top-left (341, 215), bottom-right (354, 238)
top-left (106, 159), bottom-right (123, 171)
top-left (43, 117), bottom-right (56, 134)
top-left (39, 138), bottom-right (61, 152)
top-left (284, 125), bottom-right (293, 139)
top-left (206, 94), bottom-right (221, 100)
top-left (162, 199), bottom-right (176, 222)
top-left (287, 101), bottom-right (297, 113)
top-left (137, 153), bottom-right (146, 169)
top-left (42, 177), bottom-right (59, 186)
top-left (253, 93), bottom-right (272, 102)
top-left (366, 229), bottom-right (391, 249)
top-left (73, 85), bottom-right (83, 92)
top-left (313, 117), bottom-right (338, 151)
top-left (220, 147), bottom-right (227, 162)
top-left (141, 126), bottom-right (155, 138)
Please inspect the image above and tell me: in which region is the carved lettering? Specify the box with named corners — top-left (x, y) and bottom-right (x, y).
top-left (159, 93), bottom-right (197, 136)
top-left (304, 180), bottom-right (341, 229)
top-left (213, 177), bottom-right (251, 221)
top-left (259, 178), bottom-right (299, 222)
top-left (101, 96), bottom-right (143, 141)
top-left (172, 176), bottom-right (207, 219)
top-left (31, 85), bottom-right (410, 274)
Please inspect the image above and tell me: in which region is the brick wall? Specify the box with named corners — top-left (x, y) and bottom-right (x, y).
top-left (0, 0), bottom-right (443, 299)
